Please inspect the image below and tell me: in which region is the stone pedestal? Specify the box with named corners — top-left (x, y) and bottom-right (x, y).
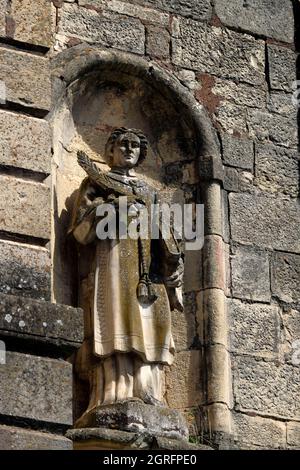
top-left (66, 400), bottom-right (212, 450)
top-left (66, 427), bottom-right (212, 450)
top-left (74, 400), bottom-right (188, 440)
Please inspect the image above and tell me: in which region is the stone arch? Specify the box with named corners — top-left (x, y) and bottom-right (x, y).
top-left (50, 44), bottom-right (231, 443)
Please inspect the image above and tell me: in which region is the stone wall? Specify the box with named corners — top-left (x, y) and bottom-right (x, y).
top-left (0, 0), bottom-right (299, 450)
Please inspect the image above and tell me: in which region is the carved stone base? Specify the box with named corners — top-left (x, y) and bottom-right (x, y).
top-left (66, 427), bottom-right (212, 450)
top-left (74, 400), bottom-right (189, 441)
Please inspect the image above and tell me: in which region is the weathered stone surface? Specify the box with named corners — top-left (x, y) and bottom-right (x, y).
top-left (0, 352), bottom-right (72, 424)
top-left (233, 413), bottom-right (286, 449)
top-left (0, 48), bottom-right (51, 110)
top-left (0, 293), bottom-right (83, 346)
top-left (146, 26), bottom-right (169, 59)
top-left (0, 0), bottom-right (6, 37)
top-left (198, 288), bottom-right (228, 347)
top-left (224, 167), bottom-right (253, 193)
top-left (67, 427), bottom-right (207, 450)
top-left (80, 0), bottom-right (169, 26)
top-left (75, 401), bottom-right (188, 440)
top-left (221, 134), bottom-right (254, 170)
top-left (176, 69), bottom-right (197, 91)
top-left (183, 249), bottom-right (202, 292)
top-left (0, 176), bottom-right (50, 239)
top-left (222, 189), bottom-right (230, 243)
top-left (268, 45), bottom-right (296, 92)
top-left (131, 0), bottom-right (212, 21)
top-left (59, 4), bottom-right (145, 54)
top-left (229, 192), bottom-right (300, 253)
top-left (0, 110), bottom-right (51, 174)
top-left (172, 20), bottom-right (265, 86)
top-left (203, 235), bottom-right (226, 291)
top-left (215, 0), bottom-right (294, 43)
top-left (231, 244), bottom-right (270, 302)
top-left (165, 351), bottom-right (204, 409)
top-left (7, 0), bottom-right (56, 47)
top-left (255, 143), bottom-right (299, 198)
top-left (247, 109), bottom-right (298, 148)
top-left (267, 92), bottom-right (296, 118)
top-left (206, 344), bottom-right (232, 407)
top-left (215, 103), bottom-right (247, 135)
top-left (0, 240), bottom-right (50, 300)
top-left (0, 425), bottom-right (72, 450)
top-left (271, 252), bottom-right (300, 303)
top-left (229, 299), bottom-right (280, 356)
top-left (233, 356), bottom-right (300, 419)
top-left (212, 78), bottom-right (266, 109)
top-left (282, 308), bottom-right (300, 365)
top-left (171, 292), bottom-right (196, 351)
top-left (287, 422), bottom-right (300, 448)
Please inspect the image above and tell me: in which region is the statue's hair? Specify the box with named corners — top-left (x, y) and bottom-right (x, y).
top-left (105, 127), bottom-right (148, 166)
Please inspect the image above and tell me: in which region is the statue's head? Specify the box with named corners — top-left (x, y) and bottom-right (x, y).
top-left (105, 127), bottom-right (148, 169)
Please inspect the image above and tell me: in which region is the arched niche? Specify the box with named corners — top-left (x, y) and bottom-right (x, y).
top-left (50, 45), bottom-right (230, 440)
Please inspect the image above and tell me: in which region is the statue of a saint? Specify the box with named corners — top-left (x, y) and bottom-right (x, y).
top-left (69, 128), bottom-right (183, 423)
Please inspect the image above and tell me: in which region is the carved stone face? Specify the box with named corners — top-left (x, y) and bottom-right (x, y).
top-left (111, 132), bottom-right (141, 168)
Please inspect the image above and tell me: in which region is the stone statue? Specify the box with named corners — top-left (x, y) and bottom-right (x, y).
top-left (69, 127), bottom-right (184, 426)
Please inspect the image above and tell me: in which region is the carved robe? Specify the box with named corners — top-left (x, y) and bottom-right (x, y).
top-left (70, 172), bottom-right (180, 399)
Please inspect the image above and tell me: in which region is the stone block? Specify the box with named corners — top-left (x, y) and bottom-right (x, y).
top-left (0, 293), bottom-right (84, 346)
top-left (0, 425), bottom-right (72, 450)
top-left (233, 413), bottom-right (286, 449)
top-left (0, 175), bottom-right (50, 239)
top-left (287, 422), bottom-right (300, 448)
top-left (247, 109), bottom-right (298, 148)
top-left (268, 44), bottom-right (296, 93)
top-left (267, 92), bottom-right (296, 118)
top-left (215, 0), bottom-right (294, 43)
top-left (59, 4), bottom-right (145, 54)
top-left (165, 350), bottom-right (204, 409)
top-left (0, 110), bottom-right (52, 174)
top-left (281, 307), bottom-right (300, 365)
top-left (0, 240), bottom-right (50, 300)
top-left (129, 0), bottom-right (212, 21)
top-left (146, 26), bottom-right (169, 59)
top-left (75, 401), bottom-right (188, 441)
top-left (95, 0), bottom-right (170, 26)
top-left (172, 20), bottom-right (265, 86)
top-left (224, 168), bottom-right (254, 193)
top-left (0, 0), bottom-right (6, 37)
top-left (0, 48), bottom-right (51, 110)
top-left (229, 192), bottom-right (300, 253)
top-left (67, 427), bottom-right (204, 450)
top-left (233, 355), bottom-right (300, 419)
top-left (228, 299), bottom-right (280, 356)
top-left (224, 167), bottom-right (239, 192)
top-left (215, 102), bottom-right (248, 135)
top-left (221, 134), bottom-right (254, 170)
top-left (271, 252), bottom-right (300, 303)
top-left (212, 78), bottom-right (266, 109)
top-left (231, 244), bottom-right (270, 302)
top-left (255, 143), bottom-right (299, 198)
top-left (0, 352), bottom-right (73, 424)
top-left (7, 0), bottom-right (56, 47)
